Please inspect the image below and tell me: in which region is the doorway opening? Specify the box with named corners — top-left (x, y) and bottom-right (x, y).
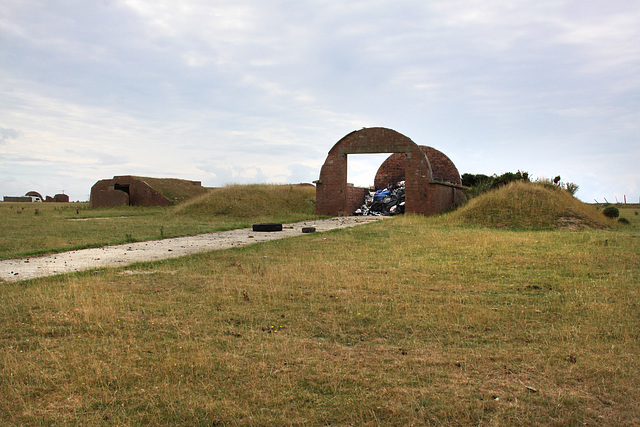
top-left (346, 153), bottom-right (390, 189)
top-left (347, 153), bottom-right (407, 216)
top-left (114, 184), bottom-right (130, 195)
top-left (114, 184), bottom-right (131, 205)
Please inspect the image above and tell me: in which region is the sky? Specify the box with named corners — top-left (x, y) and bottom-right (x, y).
top-left (1, 0), bottom-right (639, 203)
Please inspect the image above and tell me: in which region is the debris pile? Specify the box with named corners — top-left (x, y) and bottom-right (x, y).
top-left (354, 181), bottom-right (405, 216)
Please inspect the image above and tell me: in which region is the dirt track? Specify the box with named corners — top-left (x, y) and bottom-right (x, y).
top-left (0, 216), bottom-right (385, 283)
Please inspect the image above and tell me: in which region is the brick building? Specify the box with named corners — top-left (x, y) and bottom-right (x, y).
top-left (90, 176), bottom-right (206, 207)
top-left (315, 127), bottom-right (466, 216)
top-left (3, 191), bottom-right (68, 203)
top-left (48, 194), bottom-right (70, 203)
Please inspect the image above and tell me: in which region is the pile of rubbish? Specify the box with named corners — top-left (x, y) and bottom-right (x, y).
top-left (353, 181), bottom-right (405, 216)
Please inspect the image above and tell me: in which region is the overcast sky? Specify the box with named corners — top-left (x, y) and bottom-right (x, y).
top-left (1, 0), bottom-right (639, 203)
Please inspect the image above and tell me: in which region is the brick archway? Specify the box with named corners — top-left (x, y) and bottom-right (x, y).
top-left (374, 146), bottom-right (462, 190)
top-left (316, 127), bottom-right (451, 216)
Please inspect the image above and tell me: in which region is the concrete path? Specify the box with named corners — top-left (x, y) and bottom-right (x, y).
top-left (0, 216), bottom-right (385, 282)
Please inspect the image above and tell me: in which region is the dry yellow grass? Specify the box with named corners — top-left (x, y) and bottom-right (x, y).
top-left (172, 184), bottom-right (317, 221)
top-left (2, 213), bottom-right (639, 425)
top-left (448, 181), bottom-right (613, 230)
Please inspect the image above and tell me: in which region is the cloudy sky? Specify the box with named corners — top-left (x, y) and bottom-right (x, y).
top-left (1, 0), bottom-right (639, 203)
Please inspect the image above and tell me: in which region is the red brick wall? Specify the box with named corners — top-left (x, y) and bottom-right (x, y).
top-left (316, 128), bottom-right (464, 216)
top-left (126, 178), bottom-right (172, 207)
top-left (422, 146), bottom-right (462, 185)
top-left (375, 146), bottom-right (461, 189)
top-left (89, 179), bottom-right (112, 207)
top-left (346, 185), bottom-right (369, 215)
top-left (90, 176), bottom-right (172, 207)
top-left (374, 153), bottom-right (407, 190)
top-left (93, 189), bottom-right (129, 207)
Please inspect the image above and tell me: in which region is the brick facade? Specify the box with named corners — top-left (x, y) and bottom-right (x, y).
top-left (90, 176), bottom-right (173, 208)
top-left (374, 146), bottom-right (462, 189)
top-left (315, 127), bottom-right (465, 216)
top-left (346, 185), bottom-right (370, 217)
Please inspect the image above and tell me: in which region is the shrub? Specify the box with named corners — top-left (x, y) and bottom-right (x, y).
top-left (492, 170), bottom-right (529, 189)
top-left (461, 173), bottom-right (491, 188)
top-left (618, 217), bottom-right (630, 225)
top-left (564, 182), bottom-right (579, 196)
top-left (462, 171), bottom-right (529, 198)
top-left (602, 206), bottom-right (620, 218)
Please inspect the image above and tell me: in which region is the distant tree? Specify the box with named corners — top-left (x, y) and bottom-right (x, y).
top-left (462, 170), bottom-right (530, 198)
top-left (491, 170), bottom-right (530, 190)
top-left (461, 173), bottom-right (492, 188)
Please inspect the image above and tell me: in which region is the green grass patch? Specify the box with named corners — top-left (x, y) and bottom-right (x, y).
top-left (1, 215), bottom-right (639, 424)
top-left (0, 185), bottom-right (320, 259)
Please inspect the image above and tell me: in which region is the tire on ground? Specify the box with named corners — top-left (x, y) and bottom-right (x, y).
top-left (252, 223), bottom-right (283, 232)
top-left (301, 227), bottom-right (316, 233)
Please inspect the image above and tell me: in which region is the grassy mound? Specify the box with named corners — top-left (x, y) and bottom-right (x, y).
top-left (446, 181), bottom-right (611, 229)
top-left (171, 184), bottom-right (318, 223)
top-left (140, 177), bottom-right (210, 204)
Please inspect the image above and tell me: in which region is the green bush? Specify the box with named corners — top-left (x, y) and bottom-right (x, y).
top-left (602, 206), bottom-right (620, 218)
top-left (564, 182), bottom-right (579, 195)
top-left (462, 171), bottom-right (529, 198)
top-left (618, 217), bottom-right (630, 225)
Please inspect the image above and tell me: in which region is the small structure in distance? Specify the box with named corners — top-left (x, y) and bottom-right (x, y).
top-left (3, 191), bottom-right (69, 203)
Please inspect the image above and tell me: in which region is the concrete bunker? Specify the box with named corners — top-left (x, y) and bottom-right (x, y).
top-left (90, 176), bottom-right (206, 208)
top-left (114, 184), bottom-right (130, 195)
top-left (315, 127), bottom-right (465, 216)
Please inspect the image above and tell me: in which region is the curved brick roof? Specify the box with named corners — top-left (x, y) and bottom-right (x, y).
top-left (26, 191), bottom-right (44, 200)
top-left (374, 146), bottom-right (461, 189)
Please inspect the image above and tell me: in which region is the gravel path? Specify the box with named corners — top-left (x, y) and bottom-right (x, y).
top-left (0, 216), bottom-right (385, 283)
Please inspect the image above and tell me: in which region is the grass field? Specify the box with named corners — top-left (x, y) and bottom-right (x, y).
top-left (1, 184), bottom-right (639, 425)
top-left (0, 184), bottom-right (318, 259)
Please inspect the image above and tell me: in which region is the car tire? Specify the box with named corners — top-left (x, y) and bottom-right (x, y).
top-left (301, 227), bottom-right (316, 233)
top-left (252, 223), bottom-right (283, 232)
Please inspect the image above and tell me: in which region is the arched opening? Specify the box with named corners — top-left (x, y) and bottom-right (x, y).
top-left (347, 153), bottom-right (390, 188)
top-left (316, 127), bottom-right (464, 217)
top-left (347, 153), bottom-right (408, 216)
top-left (113, 184), bottom-right (131, 205)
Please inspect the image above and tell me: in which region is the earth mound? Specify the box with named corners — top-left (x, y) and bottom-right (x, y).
top-left (447, 181), bottom-right (611, 230)
top-left (171, 184), bottom-right (316, 220)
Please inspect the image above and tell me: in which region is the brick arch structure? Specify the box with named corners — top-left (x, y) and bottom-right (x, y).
top-left (374, 146), bottom-right (462, 190)
top-left (26, 191), bottom-right (44, 200)
top-left (315, 127), bottom-right (465, 216)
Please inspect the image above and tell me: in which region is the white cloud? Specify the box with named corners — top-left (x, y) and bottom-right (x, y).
top-left (0, 0), bottom-right (639, 202)
top-left (0, 126), bottom-right (19, 144)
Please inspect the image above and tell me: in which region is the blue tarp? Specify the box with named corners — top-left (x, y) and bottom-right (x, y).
top-left (373, 189), bottom-right (391, 201)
